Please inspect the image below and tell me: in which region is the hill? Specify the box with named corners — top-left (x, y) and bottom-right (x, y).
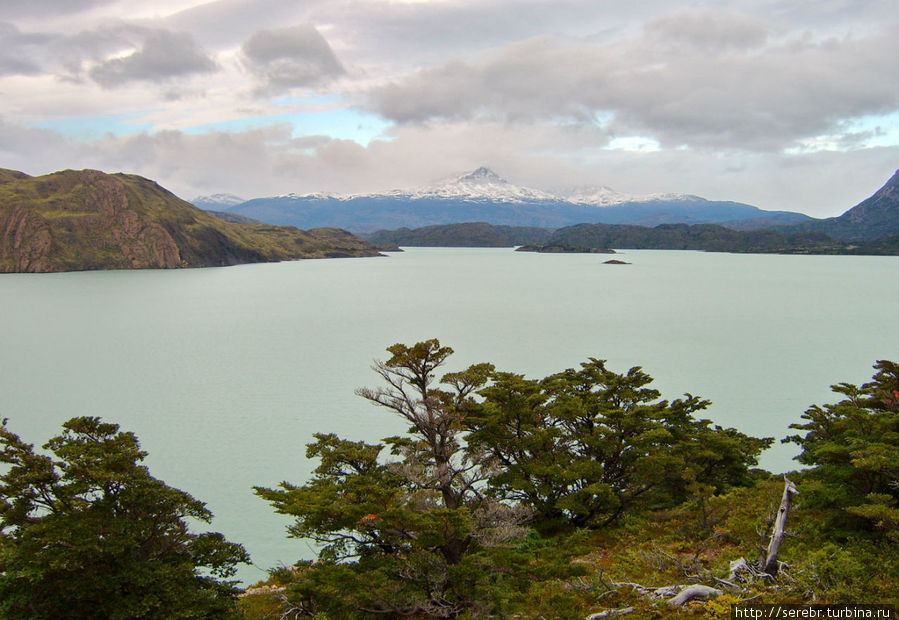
top-left (787, 169), bottom-right (899, 241)
top-left (538, 222), bottom-right (899, 254)
top-left (0, 169), bottom-right (381, 273)
top-left (365, 221), bottom-right (554, 247)
top-left (217, 168), bottom-right (812, 233)
top-left (364, 220), bottom-right (899, 255)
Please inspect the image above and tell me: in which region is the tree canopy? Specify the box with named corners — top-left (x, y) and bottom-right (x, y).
top-left (0, 416), bottom-right (250, 619)
top-left (786, 360), bottom-right (899, 539)
top-left (256, 340), bottom-right (529, 617)
top-left (255, 340), bottom-right (773, 617)
top-left (467, 359), bottom-right (772, 530)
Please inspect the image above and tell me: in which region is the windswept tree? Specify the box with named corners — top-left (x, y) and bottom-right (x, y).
top-left (786, 360), bottom-right (899, 538)
top-left (256, 341), bottom-right (773, 617)
top-left (466, 359), bottom-right (772, 529)
top-left (0, 416), bottom-right (250, 620)
top-left (255, 340), bottom-right (530, 618)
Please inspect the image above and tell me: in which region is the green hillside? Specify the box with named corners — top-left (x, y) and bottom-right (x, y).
top-left (0, 168), bottom-right (381, 273)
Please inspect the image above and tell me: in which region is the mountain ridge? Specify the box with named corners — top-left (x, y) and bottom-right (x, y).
top-left (0, 168), bottom-right (381, 273)
top-left (212, 167), bottom-right (812, 233)
top-left (783, 169), bottom-right (899, 241)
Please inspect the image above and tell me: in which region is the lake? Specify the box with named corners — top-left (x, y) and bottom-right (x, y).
top-left (1, 247), bottom-right (897, 584)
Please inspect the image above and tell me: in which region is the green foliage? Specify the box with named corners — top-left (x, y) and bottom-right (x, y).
top-left (786, 360), bottom-right (899, 537)
top-left (0, 416), bottom-right (250, 619)
top-left (467, 359), bottom-right (772, 529)
top-left (255, 340), bottom-right (530, 617)
top-left (246, 351), bottom-right (899, 618)
top-left (253, 341), bottom-right (779, 617)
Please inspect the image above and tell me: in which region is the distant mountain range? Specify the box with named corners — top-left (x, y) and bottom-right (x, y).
top-left (198, 167), bottom-right (813, 233)
top-left (367, 221), bottom-right (899, 255)
top-left (0, 169), bottom-right (381, 273)
top-left (365, 169), bottom-right (899, 254)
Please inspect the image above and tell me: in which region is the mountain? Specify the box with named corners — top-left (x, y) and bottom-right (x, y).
top-left (786, 169), bottom-right (899, 241)
top-left (191, 193), bottom-right (246, 210)
top-left (219, 168), bottom-right (812, 233)
top-left (0, 169), bottom-right (381, 273)
top-left (363, 220), bottom-right (899, 255)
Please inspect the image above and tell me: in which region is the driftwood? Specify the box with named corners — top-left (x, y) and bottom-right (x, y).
top-left (584, 480), bottom-right (800, 619)
top-left (585, 608), bottom-right (634, 619)
top-left (762, 478), bottom-right (799, 575)
top-left (668, 584), bottom-right (723, 606)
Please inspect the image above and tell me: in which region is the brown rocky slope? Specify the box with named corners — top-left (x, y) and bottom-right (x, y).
top-left (0, 169), bottom-right (381, 273)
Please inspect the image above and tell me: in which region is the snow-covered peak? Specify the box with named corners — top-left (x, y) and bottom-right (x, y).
top-left (562, 185), bottom-right (702, 206)
top-left (262, 168), bottom-right (706, 206)
top-left (457, 167), bottom-right (506, 184)
top-left (191, 193), bottom-right (245, 207)
top-left (562, 185), bottom-right (630, 206)
top-left (404, 167), bottom-right (559, 202)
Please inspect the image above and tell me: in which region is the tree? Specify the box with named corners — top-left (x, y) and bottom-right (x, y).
top-left (0, 416), bottom-right (250, 619)
top-left (467, 359), bottom-right (772, 529)
top-left (255, 340), bottom-right (529, 618)
top-left (786, 360), bottom-right (899, 539)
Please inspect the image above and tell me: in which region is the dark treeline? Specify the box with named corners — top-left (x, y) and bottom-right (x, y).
top-left (366, 221), bottom-right (899, 255)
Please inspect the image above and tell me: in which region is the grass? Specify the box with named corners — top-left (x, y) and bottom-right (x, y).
top-left (0, 168), bottom-right (381, 272)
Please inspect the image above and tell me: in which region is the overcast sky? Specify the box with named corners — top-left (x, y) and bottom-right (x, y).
top-left (1, 0), bottom-right (897, 216)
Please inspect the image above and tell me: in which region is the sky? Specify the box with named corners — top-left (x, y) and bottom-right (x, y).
top-left (1, 0), bottom-right (898, 217)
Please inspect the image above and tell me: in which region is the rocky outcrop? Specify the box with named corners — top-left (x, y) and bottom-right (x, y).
top-left (0, 168), bottom-right (381, 272)
top-left (1, 207), bottom-right (53, 272)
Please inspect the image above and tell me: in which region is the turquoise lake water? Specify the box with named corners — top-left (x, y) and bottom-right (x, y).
top-left (1, 247), bottom-right (897, 583)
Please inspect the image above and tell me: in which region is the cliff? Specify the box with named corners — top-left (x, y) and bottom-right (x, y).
top-left (0, 169), bottom-right (381, 273)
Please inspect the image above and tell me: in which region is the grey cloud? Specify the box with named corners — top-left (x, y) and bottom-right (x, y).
top-left (0, 22), bottom-right (54, 76)
top-left (0, 0), bottom-right (109, 21)
top-left (89, 29), bottom-right (217, 88)
top-left (368, 13), bottom-right (899, 152)
top-left (241, 24), bottom-right (345, 93)
top-left (4, 112), bottom-right (896, 218)
top-left (644, 9), bottom-right (769, 52)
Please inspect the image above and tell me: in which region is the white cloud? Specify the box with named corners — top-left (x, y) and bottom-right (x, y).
top-left (0, 0), bottom-right (896, 217)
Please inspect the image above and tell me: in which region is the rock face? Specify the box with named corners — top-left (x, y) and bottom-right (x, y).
top-left (1, 207), bottom-right (53, 272)
top-left (788, 169), bottom-right (899, 241)
top-left (0, 168), bottom-right (381, 273)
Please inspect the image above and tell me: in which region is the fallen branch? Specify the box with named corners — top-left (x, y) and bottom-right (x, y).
top-left (668, 584), bottom-right (723, 606)
top-left (583, 482), bottom-right (800, 618)
top-left (762, 478), bottom-right (799, 575)
top-left (586, 608), bottom-right (634, 619)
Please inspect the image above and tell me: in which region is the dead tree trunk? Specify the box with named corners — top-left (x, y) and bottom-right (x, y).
top-left (762, 478), bottom-right (799, 575)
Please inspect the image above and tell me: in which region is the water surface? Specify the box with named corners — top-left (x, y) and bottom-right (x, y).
top-left (1, 248), bottom-right (896, 583)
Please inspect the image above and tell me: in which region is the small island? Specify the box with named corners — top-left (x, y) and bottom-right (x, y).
top-left (515, 244), bottom-right (616, 254)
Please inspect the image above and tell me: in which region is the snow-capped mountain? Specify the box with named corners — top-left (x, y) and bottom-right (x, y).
top-left (190, 193), bottom-right (245, 209)
top-left (401, 167), bottom-right (559, 202)
top-left (218, 167), bottom-right (811, 233)
top-left (561, 185), bottom-right (699, 207)
top-left (276, 167), bottom-right (687, 206)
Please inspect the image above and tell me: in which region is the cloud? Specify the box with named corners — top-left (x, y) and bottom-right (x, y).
top-left (240, 24), bottom-right (345, 94)
top-left (0, 0), bottom-right (110, 21)
top-left (0, 22), bottom-right (54, 76)
top-left (89, 29), bottom-right (217, 87)
top-left (644, 9), bottom-right (769, 52)
top-left (3, 110), bottom-right (896, 219)
top-left (367, 11), bottom-right (899, 152)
